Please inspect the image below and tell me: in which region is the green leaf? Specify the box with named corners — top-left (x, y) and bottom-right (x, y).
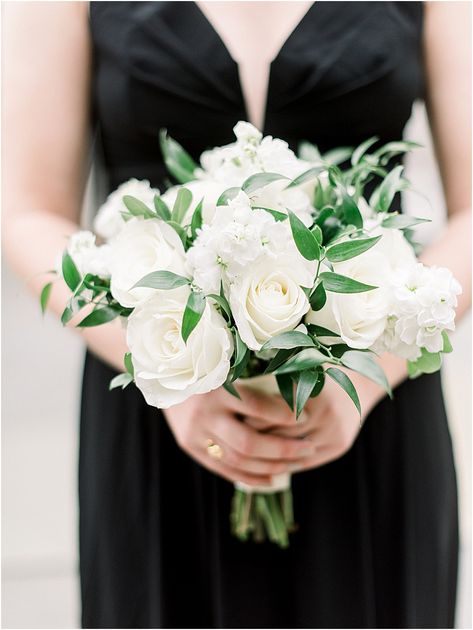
top-left (322, 146), bottom-right (353, 166)
top-left (310, 368), bottom-right (325, 397)
top-left (306, 324), bottom-right (339, 338)
top-left (234, 329), bottom-right (249, 367)
top-left (77, 306), bottom-right (120, 328)
top-left (217, 187), bottom-right (240, 206)
top-left (276, 374), bottom-right (295, 411)
top-left (311, 224), bottom-right (323, 244)
top-left (171, 187), bottom-right (193, 224)
top-left (288, 210), bottom-right (320, 261)
top-left (264, 348), bottom-right (294, 374)
top-left (274, 348), bottom-right (329, 375)
top-left (326, 235), bottom-right (382, 262)
top-left (372, 165), bottom-right (405, 212)
top-left (159, 129), bottom-right (197, 184)
top-left (181, 290), bottom-right (206, 342)
top-left (296, 371), bottom-right (319, 418)
top-left (153, 195), bottom-right (171, 221)
top-left (109, 373), bottom-right (133, 390)
top-left (242, 172), bottom-right (288, 194)
top-left (62, 251), bottom-right (81, 292)
top-left (286, 166), bottom-right (325, 189)
top-left (261, 331), bottom-right (315, 351)
top-left (320, 272), bottom-right (377, 294)
top-left (374, 140), bottom-right (422, 163)
top-left (340, 350), bottom-right (392, 397)
top-left (223, 379), bottom-right (241, 400)
top-left (207, 293), bottom-right (231, 320)
top-left (251, 206), bottom-right (288, 222)
top-left (40, 282), bottom-right (53, 315)
top-left (124, 352), bottom-right (134, 377)
top-left (340, 192), bottom-right (363, 228)
top-left (61, 305), bottom-right (74, 325)
top-left (315, 206), bottom-right (335, 226)
top-left (381, 214), bottom-right (430, 229)
top-left (132, 270), bottom-right (190, 290)
top-left (326, 367), bottom-right (361, 416)
top-left (123, 195), bottom-right (155, 219)
top-left (408, 348), bottom-right (443, 375)
top-left (309, 282), bottom-right (327, 311)
top-left (190, 199), bottom-right (203, 239)
top-left (351, 136), bottom-right (379, 166)
top-left (442, 331), bottom-right (453, 354)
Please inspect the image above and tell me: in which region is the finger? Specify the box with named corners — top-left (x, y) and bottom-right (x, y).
top-left (206, 433), bottom-right (307, 476)
top-left (214, 414), bottom-right (316, 461)
top-left (245, 414), bottom-right (316, 438)
top-left (220, 385), bottom-right (298, 426)
top-left (190, 446), bottom-right (273, 487)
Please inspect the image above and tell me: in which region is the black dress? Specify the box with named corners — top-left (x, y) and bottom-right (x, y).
top-left (79, 2), bottom-right (459, 628)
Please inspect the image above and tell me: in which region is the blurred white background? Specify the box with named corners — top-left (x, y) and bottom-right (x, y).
top-left (1, 102), bottom-right (471, 628)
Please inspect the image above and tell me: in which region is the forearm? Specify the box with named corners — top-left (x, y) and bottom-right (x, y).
top-left (3, 207), bottom-right (127, 373)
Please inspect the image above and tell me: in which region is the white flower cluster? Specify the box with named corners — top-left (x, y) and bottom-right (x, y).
top-left (378, 264), bottom-right (462, 360)
top-left (60, 122), bottom-right (461, 408)
top-left (198, 121), bottom-right (309, 185)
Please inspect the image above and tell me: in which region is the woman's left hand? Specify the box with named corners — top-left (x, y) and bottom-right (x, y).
top-left (245, 372), bottom-right (381, 470)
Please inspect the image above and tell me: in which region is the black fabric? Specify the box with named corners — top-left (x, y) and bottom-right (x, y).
top-left (80, 2), bottom-right (458, 627)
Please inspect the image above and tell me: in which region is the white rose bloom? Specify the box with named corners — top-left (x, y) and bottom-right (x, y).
top-left (94, 178), bottom-right (158, 240)
top-left (109, 218), bottom-right (186, 307)
top-left (233, 121), bottom-right (263, 145)
top-left (67, 230), bottom-right (111, 278)
top-left (161, 180), bottom-right (225, 225)
top-left (230, 255), bottom-right (315, 350)
top-left (127, 288), bottom-right (233, 408)
top-left (306, 251), bottom-right (391, 349)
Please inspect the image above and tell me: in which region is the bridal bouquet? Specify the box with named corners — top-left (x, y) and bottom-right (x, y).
top-left (41, 122), bottom-right (461, 548)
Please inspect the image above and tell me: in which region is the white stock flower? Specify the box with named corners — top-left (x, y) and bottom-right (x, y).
top-left (67, 230), bottom-right (111, 278)
top-left (198, 121), bottom-right (309, 187)
top-left (378, 263), bottom-right (462, 359)
top-left (161, 180), bottom-right (225, 225)
top-left (109, 218), bottom-right (186, 307)
top-left (127, 287), bottom-right (233, 408)
top-left (94, 179), bottom-right (158, 240)
top-left (186, 191), bottom-right (299, 293)
top-left (229, 255), bottom-right (315, 350)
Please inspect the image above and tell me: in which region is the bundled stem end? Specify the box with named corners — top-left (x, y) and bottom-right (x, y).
top-left (230, 488), bottom-right (296, 549)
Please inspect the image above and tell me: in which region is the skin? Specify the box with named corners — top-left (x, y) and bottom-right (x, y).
top-left (3, 2), bottom-right (471, 487)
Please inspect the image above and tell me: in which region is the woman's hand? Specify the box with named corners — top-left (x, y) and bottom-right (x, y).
top-left (163, 386), bottom-right (316, 486)
top-left (245, 370), bottom-right (383, 471)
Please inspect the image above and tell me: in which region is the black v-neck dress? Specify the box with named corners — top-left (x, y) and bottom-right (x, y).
top-left (80, 2), bottom-right (459, 628)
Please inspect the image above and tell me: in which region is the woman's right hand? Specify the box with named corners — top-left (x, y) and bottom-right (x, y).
top-left (163, 386), bottom-right (316, 487)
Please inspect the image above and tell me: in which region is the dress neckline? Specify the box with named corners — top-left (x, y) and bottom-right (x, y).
top-left (192, 1), bottom-right (317, 132)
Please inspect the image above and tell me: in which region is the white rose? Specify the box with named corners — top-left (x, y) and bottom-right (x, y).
top-left (306, 227), bottom-right (418, 349)
top-left (230, 256), bottom-right (314, 350)
top-left (306, 251), bottom-right (391, 349)
top-left (161, 180), bottom-right (225, 225)
top-left (109, 218), bottom-right (186, 307)
top-left (127, 288), bottom-right (233, 408)
top-left (67, 230), bottom-right (111, 278)
top-left (94, 178), bottom-right (158, 240)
